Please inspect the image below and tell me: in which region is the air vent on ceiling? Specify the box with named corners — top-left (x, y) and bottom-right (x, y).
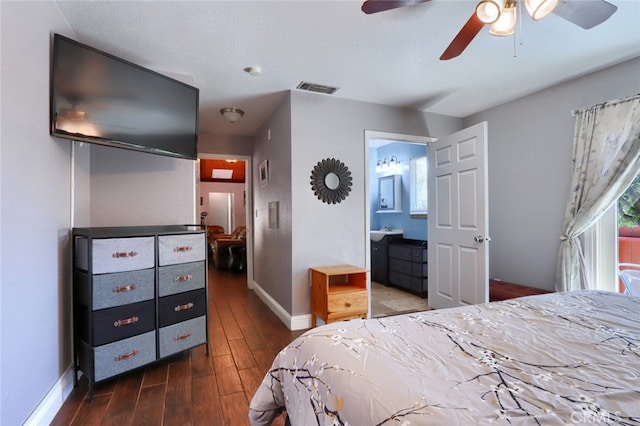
top-left (296, 81), bottom-right (338, 95)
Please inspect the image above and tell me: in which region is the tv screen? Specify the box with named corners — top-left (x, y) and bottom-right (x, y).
top-left (50, 34), bottom-right (199, 160)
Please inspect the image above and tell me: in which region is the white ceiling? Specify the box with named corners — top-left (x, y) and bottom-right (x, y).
top-left (55, 0), bottom-right (640, 138)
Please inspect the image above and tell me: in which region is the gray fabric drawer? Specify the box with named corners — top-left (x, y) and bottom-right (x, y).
top-left (94, 331), bottom-right (156, 382)
top-left (159, 316), bottom-right (206, 358)
top-left (158, 261), bottom-right (205, 297)
top-left (92, 268), bottom-right (155, 310)
top-left (158, 233), bottom-right (206, 266)
top-left (76, 236), bottom-right (155, 274)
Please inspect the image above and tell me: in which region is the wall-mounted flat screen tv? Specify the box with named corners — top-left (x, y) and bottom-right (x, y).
top-left (50, 34), bottom-right (199, 160)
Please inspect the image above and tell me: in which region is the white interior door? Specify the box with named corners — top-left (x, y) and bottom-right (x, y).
top-left (208, 192), bottom-right (234, 233)
top-left (428, 122), bottom-right (489, 309)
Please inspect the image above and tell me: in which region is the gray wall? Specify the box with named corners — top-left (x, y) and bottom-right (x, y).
top-left (288, 92), bottom-right (460, 317)
top-left (465, 56), bottom-right (640, 290)
top-left (1, 2), bottom-right (75, 424)
top-left (1, 3), bottom-right (200, 423)
top-left (252, 95), bottom-right (294, 312)
top-left (88, 144), bottom-right (197, 226)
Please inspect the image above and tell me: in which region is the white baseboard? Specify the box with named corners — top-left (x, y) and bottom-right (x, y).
top-left (250, 279), bottom-right (311, 330)
top-left (24, 365), bottom-right (76, 426)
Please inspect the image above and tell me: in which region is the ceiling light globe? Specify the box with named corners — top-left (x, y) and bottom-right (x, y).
top-left (489, 4), bottom-right (516, 36)
top-left (525, 0), bottom-right (559, 20)
top-left (476, 0), bottom-right (505, 24)
top-left (220, 107), bottom-right (244, 123)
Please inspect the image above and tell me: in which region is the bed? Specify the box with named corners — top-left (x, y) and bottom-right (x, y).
top-left (249, 291), bottom-right (640, 425)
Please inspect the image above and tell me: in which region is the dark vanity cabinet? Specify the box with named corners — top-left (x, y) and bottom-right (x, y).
top-left (72, 225), bottom-right (208, 397)
top-left (371, 240), bottom-right (389, 284)
top-left (388, 239), bottom-right (428, 297)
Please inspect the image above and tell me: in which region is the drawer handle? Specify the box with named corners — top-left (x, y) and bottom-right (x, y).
top-left (345, 302), bottom-right (352, 308)
top-left (175, 302), bottom-right (194, 312)
top-left (174, 332), bottom-right (193, 341)
top-left (173, 246), bottom-right (193, 253)
top-left (112, 284), bottom-right (138, 293)
top-left (114, 350), bottom-right (139, 361)
top-left (112, 251), bottom-right (138, 259)
top-left (113, 316), bottom-right (139, 327)
top-left (174, 274), bottom-right (193, 282)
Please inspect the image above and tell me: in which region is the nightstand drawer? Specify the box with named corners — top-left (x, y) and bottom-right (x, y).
top-left (76, 236), bottom-right (155, 274)
top-left (92, 268), bottom-right (155, 310)
top-left (94, 331), bottom-right (156, 382)
top-left (159, 316), bottom-right (206, 358)
top-left (327, 290), bottom-right (367, 315)
top-left (158, 233), bottom-right (206, 266)
top-left (158, 261), bottom-right (205, 297)
top-left (91, 300), bottom-right (155, 346)
top-left (158, 289), bottom-right (207, 327)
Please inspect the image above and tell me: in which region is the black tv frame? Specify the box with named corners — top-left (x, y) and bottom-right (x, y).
top-left (50, 34), bottom-right (199, 160)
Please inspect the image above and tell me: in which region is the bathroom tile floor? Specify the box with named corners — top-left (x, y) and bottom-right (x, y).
top-left (370, 281), bottom-right (431, 317)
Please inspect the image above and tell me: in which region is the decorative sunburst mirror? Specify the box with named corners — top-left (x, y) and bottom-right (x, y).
top-left (310, 158), bottom-right (353, 204)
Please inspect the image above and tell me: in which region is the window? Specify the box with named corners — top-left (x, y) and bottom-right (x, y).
top-left (409, 156), bottom-right (427, 218)
top-left (584, 172), bottom-right (640, 292)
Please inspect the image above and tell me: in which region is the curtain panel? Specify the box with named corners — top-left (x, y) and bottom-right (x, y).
top-left (556, 94), bottom-right (640, 292)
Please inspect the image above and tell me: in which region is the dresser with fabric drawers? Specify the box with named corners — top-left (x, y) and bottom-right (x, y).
top-left (72, 225), bottom-right (208, 397)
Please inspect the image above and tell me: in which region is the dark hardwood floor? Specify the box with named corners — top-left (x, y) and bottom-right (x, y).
top-left (52, 265), bottom-right (307, 426)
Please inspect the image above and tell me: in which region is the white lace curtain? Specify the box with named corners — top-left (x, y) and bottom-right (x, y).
top-left (556, 94), bottom-right (640, 292)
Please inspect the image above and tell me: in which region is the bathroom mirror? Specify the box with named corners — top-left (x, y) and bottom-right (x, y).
top-left (377, 175), bottom-right (402, 213)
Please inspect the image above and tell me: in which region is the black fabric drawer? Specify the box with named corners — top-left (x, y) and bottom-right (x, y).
top-left (412, 262), bottom-right (428, 277)
top-left (91, 300), bottom-right (155, 346)
top-left (389, 258), bottom-right (411, 275)
top-left (158, 289), bottom-right (206, 327)
top-left (389, 245), bottom-right (412, 260)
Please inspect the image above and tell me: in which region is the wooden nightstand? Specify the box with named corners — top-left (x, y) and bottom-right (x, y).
top-left (310, 265), bottom-right (368, 327)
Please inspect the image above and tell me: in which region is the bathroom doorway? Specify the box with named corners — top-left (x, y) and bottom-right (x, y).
top-left (365, 130), bottom-right (434, 317)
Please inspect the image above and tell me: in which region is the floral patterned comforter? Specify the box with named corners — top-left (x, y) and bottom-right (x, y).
top-left (249, 291), bottom-right (640, 425)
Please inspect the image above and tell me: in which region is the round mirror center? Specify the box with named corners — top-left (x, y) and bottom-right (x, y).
top-left (324, 172), bottom-right (340, 190)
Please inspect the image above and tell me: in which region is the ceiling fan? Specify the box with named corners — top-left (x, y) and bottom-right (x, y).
top-left (361, 0), bottom-right (618, 60)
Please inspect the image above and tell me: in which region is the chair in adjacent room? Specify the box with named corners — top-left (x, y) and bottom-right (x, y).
top-left (618, 263), bottom-right (640, 296)
top-left (213, 226), bottom-right (247, 270)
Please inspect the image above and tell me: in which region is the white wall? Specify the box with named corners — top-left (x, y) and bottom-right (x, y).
top-left (199, 180), bottom-right (247, 231)
top-left (0, 2), bottom-right (75, 424)
top-left (465, 56), bottom-right (640, 290)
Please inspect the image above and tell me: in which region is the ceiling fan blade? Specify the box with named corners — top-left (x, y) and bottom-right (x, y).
top-left (361, 0), bottom-right (431, 15)
top-left (440, 13), bottom-right (485, 61)
top-left (552, 0), bottom-right (617, 29)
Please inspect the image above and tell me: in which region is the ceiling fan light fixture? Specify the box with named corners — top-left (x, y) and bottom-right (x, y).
top-left (489, 2), bottom-right (516, 36)
top-left (220, 107), bottom-right (244, 123)
top-left (524, 0), bottom-right (559, 20)
top-left (476, 0), bottom-right (505, 24)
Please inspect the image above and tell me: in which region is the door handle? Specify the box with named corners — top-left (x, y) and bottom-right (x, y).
top-left (474, 235), bottom-right (491, 243)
